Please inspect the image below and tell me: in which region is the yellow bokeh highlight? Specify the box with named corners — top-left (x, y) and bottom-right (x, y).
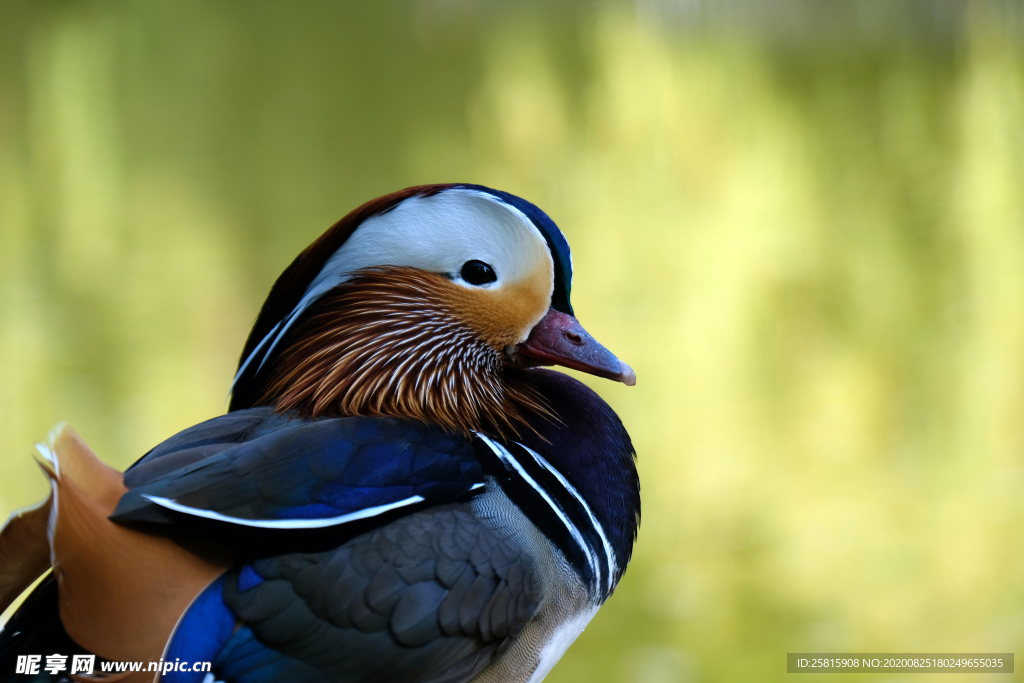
top-left (2, 2), bottom-right (1024, 681)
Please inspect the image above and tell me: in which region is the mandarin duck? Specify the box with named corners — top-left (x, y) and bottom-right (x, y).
top-left (0, 184), bottom-right (639, 683)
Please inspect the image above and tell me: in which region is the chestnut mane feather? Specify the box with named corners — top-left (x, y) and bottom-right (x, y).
top-left (259, 267), bottom-right (554, 437)
top-left (230, 185), bottom-right (453, 412)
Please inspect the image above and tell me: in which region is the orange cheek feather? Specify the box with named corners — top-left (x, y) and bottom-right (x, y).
top-left (442, 259), bottom-right (553, 350)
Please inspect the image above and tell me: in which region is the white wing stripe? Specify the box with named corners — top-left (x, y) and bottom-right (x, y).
top-left (142, 482), bottom-right (486, 530)
top-left (516, 442), bottom-right (618, 594)
top-left (474, 434), bottom-right (601, 585)
top-left (142, 493), bottom-right (426, 529)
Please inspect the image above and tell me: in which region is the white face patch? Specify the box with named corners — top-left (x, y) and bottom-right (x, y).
top-left (330, 188), bottom-right (552, 289)
top-left (233, 188), bottom-right (555, 387)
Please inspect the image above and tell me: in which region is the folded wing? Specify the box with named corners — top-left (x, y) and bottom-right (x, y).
top-left (113, 409), bottom-right (485, 549)
top-left (165, 504), bottom-right (541, 683)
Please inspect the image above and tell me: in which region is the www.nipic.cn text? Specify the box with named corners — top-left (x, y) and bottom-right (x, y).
top-left (15, 654), bottom-right (213, 676)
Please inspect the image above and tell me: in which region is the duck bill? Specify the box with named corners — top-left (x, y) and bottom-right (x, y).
top-left (515, 308), bottom-right (636, 386)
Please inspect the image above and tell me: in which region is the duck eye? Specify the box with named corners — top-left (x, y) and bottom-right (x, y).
top-left (460, 260), bottom-right (497, 286)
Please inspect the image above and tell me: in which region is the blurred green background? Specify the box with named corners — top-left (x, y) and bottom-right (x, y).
top-left (3, 1), bottom-right (1024, 681)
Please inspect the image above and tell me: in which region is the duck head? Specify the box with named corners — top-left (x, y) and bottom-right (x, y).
top-left (229, 184), bottom-right (634, 435)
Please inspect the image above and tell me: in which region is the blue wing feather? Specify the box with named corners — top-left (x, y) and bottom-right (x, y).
top-left (213, 625), bottom-right (330, 683)
top-left (162, 576), bottom-right (235, 683)
top-left (112, 408), bottom-right (484, 530)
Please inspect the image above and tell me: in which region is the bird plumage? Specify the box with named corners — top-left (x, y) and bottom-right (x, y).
top-left (0, 184), bottom-right (639, 683)
top-left (258, 266), bottom-right (553, 436)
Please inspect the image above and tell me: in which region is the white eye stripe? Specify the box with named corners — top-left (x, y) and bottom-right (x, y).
top-left (230, 319), bottom-right (281, 393)
top-left (231, 188), bottom-right (553, 393)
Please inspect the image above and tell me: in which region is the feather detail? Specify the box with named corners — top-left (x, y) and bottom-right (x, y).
top-left (260, 267), bottom-right (555, 437)
top-left (0, 494), bottom-right (51, 615)
top-left (35, 424), bottom-right (230, 674)
top-left (230, 185), bottom-right (454, 412)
